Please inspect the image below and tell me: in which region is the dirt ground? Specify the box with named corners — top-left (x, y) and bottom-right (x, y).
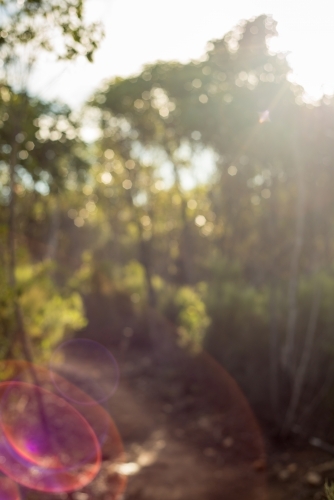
top-left (103, 345), bottom-right (332, 500)
top-left (27, 323), bottom-right (334, 500)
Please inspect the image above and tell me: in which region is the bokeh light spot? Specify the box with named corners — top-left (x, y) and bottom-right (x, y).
top-left (228, 165), bottom-right (238, 176)
top-left (195, 215), bottom-right (206, 227)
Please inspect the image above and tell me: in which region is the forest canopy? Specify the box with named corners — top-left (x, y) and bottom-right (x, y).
top-left (1, 9), bottom-right (334, 441)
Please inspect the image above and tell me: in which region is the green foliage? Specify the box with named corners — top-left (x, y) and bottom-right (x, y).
top-left (0, 267), bottom-right (15, 358)
top-left (325, 482), bottom-right (334, 500)
top-left (157, 281), bottom-right (210, 351)
top-left (204, 259), bottom-right (269, 362)
top-left (174, 286), bottom-right (210, 350)
top-left (71, 255), bottom-right (147, 303)
top-left (117, 260), bottom-right (147, 304)
top-left (0, 256), bottom-right (87, 362)
top-left (0, 0), bottom-right (104, 362)
top-left (17, 261), bottom-right (87, 360)
top-left (0, 0), bottom-right (103, 67)
top-left (0, 85), bottom-right (88, 197)
top-left (74, 13), bottom-right (334, 431)
top-left (2, 11), bottom-right (334, 435)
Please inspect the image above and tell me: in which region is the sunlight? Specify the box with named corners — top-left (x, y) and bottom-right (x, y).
top-left (2, 3), bottom-right (334, 499)
top-left (26, 0), bottom-right (334, 106)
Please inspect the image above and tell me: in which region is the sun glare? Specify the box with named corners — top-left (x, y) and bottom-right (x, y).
top-left (27, 0), bottom-right (334, 106)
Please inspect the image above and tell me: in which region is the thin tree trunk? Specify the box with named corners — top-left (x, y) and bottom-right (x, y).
top-left (282, 121), bottom-right (306, 371)
top-left (282, 284), bottom-right (321, 435)
top-left (8, 144), bottom-right (61, 457)
top-left (8, 141), bottom-right (33, 363)
top-left (298, 366), bottom-right (334, 433)
top-left (172, 162), bottom-right (192, 284)
top-left (138, 224), bottom-right (158, 346)
top-left (125, 180), bottom-right (157, 343)
top-left (45, 198), bottom-right (60, 261)
top-left (8, 146), bottom-right (17, 288)
top-left (269, 281), bottom-right (279, 417)
top-left (268, 173), bottom-right (280, 419)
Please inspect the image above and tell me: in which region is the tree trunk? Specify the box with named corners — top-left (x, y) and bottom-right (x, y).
top-left (282, 117), bottom-right (306, 372)
top-left (45, 197), bottom-right (60, 260)
top-left (269, 281), bottom-right (280, 418)
top-left (282, 284), bottom-right (321, 435)
top-left (125, 181), bottom-right (158, 343)
top-left (173, 162), bottom-right (192, 284)
top-left (8, 140), bottom-right (33, 363)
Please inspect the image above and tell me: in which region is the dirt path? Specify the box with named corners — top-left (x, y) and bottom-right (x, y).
top-left (28, 334), bottom-right (332, 500)
top-left (97, 339), bottom-right (333, 500)
top-left (104, 380), bottom-right (264, 500)
top-left (96, 342), bottom-right (268, 500)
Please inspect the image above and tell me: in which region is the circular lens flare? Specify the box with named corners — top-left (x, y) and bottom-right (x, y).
top-left (50, 339), bottom-right (119, 404)
top-left (0, 360), bottom-right (111, 448)
top-left (0, 382), bottom-right (101, 471)
top-left (0, 382), bottom-right (101, 492)
top-left (0, 432), bottom-right (99, 493)
top-left (0, 360), bottom-right (125, 495)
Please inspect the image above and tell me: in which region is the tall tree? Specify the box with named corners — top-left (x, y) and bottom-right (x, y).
top-left (0, 0), bottom-right (102, 361)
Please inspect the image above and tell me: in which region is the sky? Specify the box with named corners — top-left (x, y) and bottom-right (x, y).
top-left (29, 0), bottom-right (334, 108)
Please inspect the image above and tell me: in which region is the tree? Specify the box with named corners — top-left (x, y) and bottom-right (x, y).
top-left (0, 0), bottom-right (102, 361)
top-left (84, 14), bottom-right (334, 435)
top-left (0, 0), bottom-right (103, 68)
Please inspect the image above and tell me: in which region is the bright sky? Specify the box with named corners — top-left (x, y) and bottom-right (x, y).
top-left (30, 0), bottom-right (334, 107)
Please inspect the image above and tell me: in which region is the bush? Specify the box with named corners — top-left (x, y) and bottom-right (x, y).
top-left (156, 281), bottom-right (210, 351)
top-left (17, 261), bottom-right (87, 361)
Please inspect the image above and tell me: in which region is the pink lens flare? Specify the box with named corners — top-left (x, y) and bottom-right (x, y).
top-left (0, 360), bottom-right (125, 496)
top-left (0, 476), bottom-right (21, 500)
top-left (50, 339), bottom-right (119, 405)
top-left (0, 382), bottom-right (101, 470)
top-left (0, 432), bottom-right (99, 493)
top-left (0, 360), bottom-right (111, 448)
top-left (0, 382), bottom-right (101, 492)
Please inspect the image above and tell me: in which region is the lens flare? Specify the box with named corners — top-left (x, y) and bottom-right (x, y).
top-left (0, 382), bottom-right (101, 492)
top-left (0, 432), bottom-right (99, 493)
top-left (0, 360), bottom-right (111, 448)
top-left (50, 339), bottom-right (119, 404)
top-left (0, 360), bottom-right (125, 495)
top-left (0, 382), bottom-right (100, 470)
